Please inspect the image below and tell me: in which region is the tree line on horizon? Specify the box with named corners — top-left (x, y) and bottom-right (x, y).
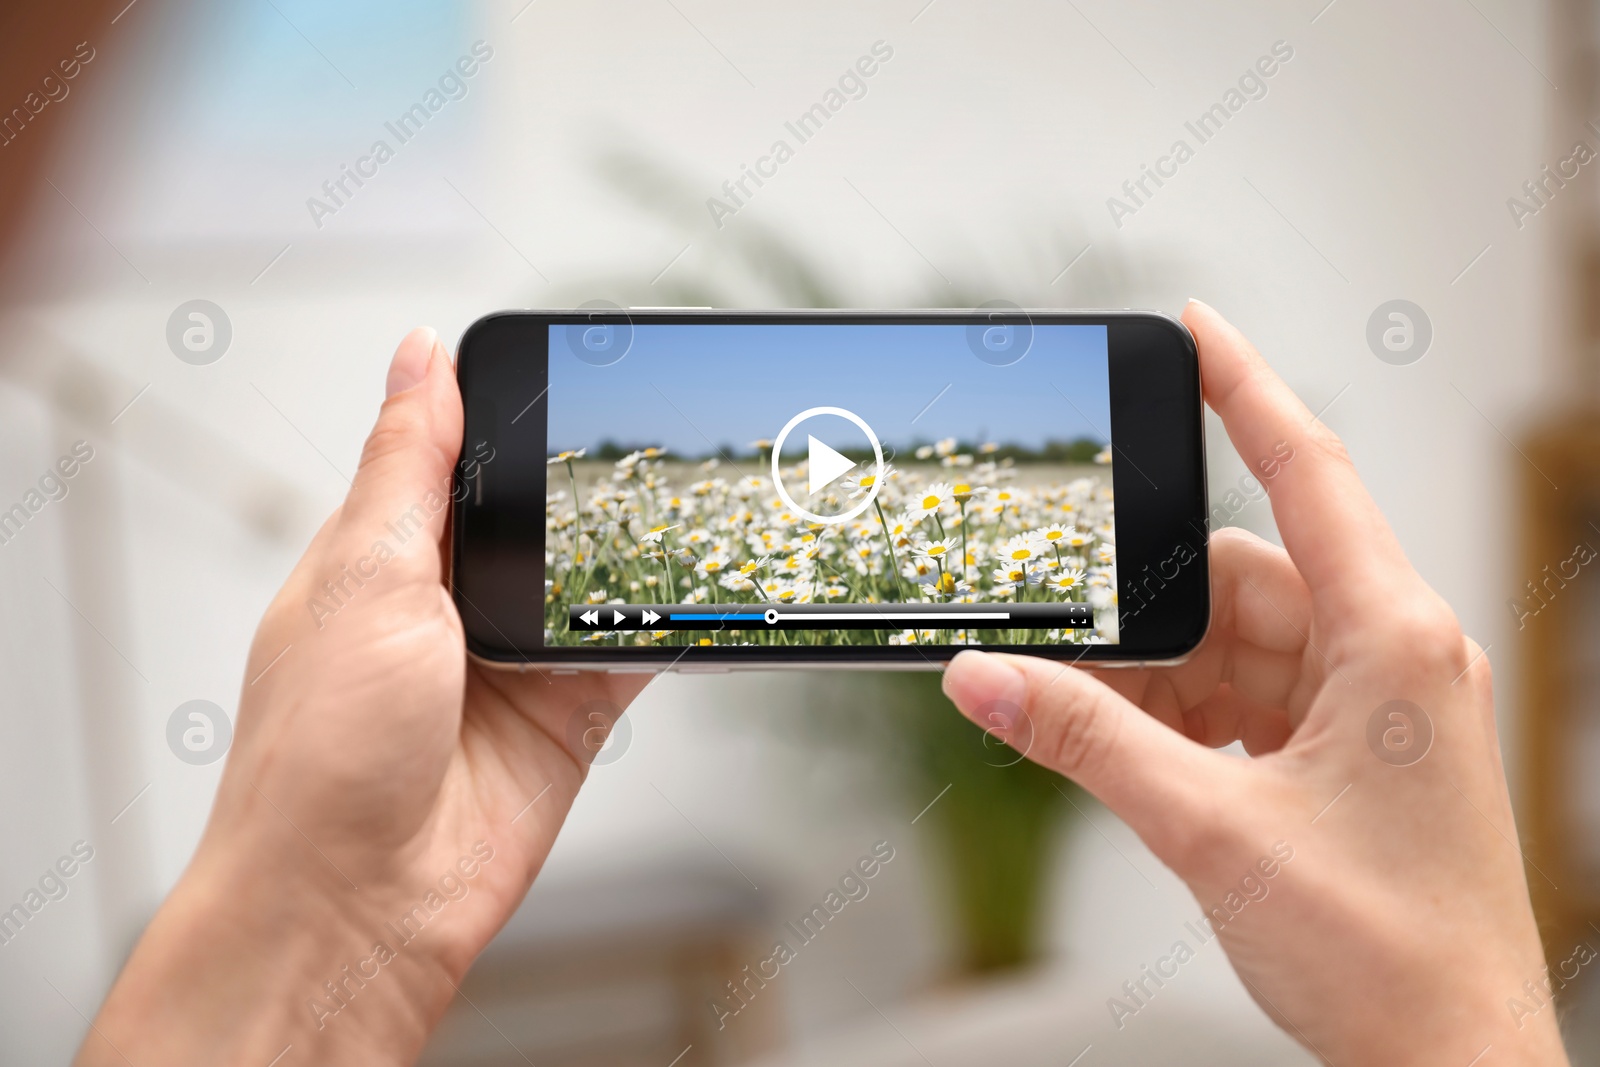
top-left (563, 436), bottom-right (1108, 465)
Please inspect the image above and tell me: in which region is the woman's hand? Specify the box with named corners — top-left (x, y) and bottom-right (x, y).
top-left (944, 301), bottom-right (1569, 1066)
top-left (78, 328), bottom-right (650, 1066)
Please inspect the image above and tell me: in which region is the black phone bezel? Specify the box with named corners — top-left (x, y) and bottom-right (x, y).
top-left (452, 309), bottom-right (1209, 668)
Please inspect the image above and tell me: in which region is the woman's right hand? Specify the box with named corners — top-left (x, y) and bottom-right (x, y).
top-left (943, 300), bottom-right (1569, 1066)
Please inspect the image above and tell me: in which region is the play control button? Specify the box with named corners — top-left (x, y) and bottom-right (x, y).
top-left (807, 435), bottom-right (856, 495)
top-left (770, 406), bottom-right (884, 526)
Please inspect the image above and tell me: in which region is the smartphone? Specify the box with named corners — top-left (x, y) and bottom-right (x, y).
top-left (451, 309), bottom-right (1209, 670)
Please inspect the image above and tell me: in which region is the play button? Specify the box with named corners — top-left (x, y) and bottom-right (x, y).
top-left (807, 435), bottom-right (856, 495)
top-left (770, 406), bottom-right (884, 526)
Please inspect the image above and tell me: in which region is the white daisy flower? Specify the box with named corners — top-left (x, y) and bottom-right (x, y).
top-left (639, 523), bottom-right (680, 544)
top-left (1034, 523), bottom-right (1074, 546)
top-left (927, 572), bottom-right (970, 597)
top-left (695, 551), bottom-right (732, 579)
top-left (990, 564), bottom-right (1036, 589)
top-left (1045, 568), bottom-right (1087, 595)
top-left (844, 464), bottom-right (894, 498)
top-left (909, 482), bottom-right (953, 520)
top-left (997, 534), bottom-right (1045, 565)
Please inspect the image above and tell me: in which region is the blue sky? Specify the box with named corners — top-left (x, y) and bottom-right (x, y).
top-left (548, 323), bottom-right (1110, 457)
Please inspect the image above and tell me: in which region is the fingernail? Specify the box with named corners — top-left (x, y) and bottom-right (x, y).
top-left (386, 326), bottom-right (437, 398)
top-left (942, 650), bottom-right (1026, 728)
top-left (1185, 297), bottom-right (1214, 312)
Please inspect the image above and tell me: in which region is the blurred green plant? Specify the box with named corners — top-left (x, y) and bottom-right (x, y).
top-left (560, 149), bottom-right (1175, 974)
top-left (835, 671), bottom-right (1075, 974)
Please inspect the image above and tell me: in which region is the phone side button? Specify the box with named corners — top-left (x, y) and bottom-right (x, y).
top-left (605, 666), bottom-right (661, 674)
top-left (678, 666), bottom-right (729, 674)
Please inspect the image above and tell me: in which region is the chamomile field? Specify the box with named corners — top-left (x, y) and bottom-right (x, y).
top-left (544, 442), bottom-right (1119, 648)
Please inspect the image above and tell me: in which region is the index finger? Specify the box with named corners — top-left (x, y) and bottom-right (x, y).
top-left (1183, 300), bottom-right (1412, 617)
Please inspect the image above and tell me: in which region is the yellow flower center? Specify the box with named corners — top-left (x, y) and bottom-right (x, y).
top-left (1010, 548), bottom-right (1031, 560)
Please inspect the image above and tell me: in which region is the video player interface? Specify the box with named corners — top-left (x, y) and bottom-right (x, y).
top-left (544, 322), bottom-right (1119, 648)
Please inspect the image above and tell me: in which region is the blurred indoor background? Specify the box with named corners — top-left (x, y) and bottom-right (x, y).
top-left (2, 0), bottom-right (1598, 1063)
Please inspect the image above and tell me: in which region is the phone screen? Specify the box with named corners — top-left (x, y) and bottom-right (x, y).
top-left (454, 309), bottom-right (1208, 668)
top-left (542, 321), bottom-right (1120, 651)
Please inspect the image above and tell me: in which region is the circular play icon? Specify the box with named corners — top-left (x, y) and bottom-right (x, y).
top-left (770, 406), bottom-right (884, 525)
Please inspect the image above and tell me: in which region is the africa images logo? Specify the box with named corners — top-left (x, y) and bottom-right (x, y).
top-left (1105, 40), bottom-right (1294, 228)
top-left (705, 41), bottom-right (895, 229)
top-left (305, 41), bottom-right (494, 229)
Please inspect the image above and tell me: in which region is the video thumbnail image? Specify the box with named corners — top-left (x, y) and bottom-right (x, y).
top-left (543, 323), bottom-right (1119, 648)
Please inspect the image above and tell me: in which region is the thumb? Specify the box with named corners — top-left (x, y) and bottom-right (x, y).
top-left (334, 327), bottom-right (464, 577)
top-left (942, 650), bottom-right (1238, 861)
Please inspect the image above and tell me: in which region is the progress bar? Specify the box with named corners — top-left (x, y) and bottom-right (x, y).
top-left (567, 602), bottom-right (1094, 632)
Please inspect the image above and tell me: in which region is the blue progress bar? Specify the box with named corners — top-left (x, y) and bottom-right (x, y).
top-left (670, 612), bottom-right (765, 621)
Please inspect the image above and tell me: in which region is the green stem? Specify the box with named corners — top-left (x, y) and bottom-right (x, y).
top-left (958, 501), bottom-right (970, 584)
top-left (565, 460), bottom-right (581, 529)
top-left (874, 499), bottom-right (907, 602)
